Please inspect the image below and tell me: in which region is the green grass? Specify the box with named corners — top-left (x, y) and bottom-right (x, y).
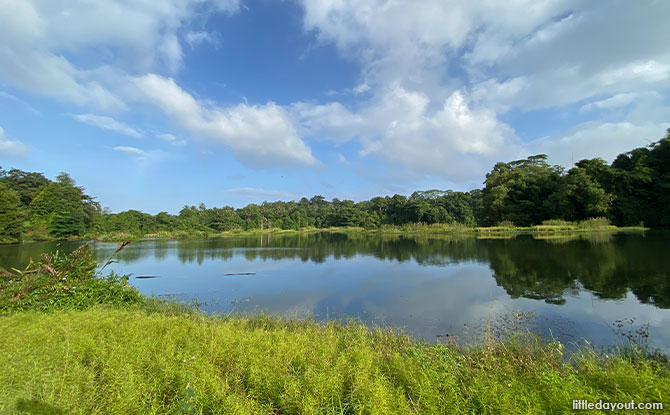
top-left (1, 245), bottom-right (667, 414)
top-left (85, 221), bottom-right (649, 243)
top-left (1, 309), bottom-right (668, 414)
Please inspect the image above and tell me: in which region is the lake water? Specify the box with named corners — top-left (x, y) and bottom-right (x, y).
top-left (2, 231), bottom-right (669, 350)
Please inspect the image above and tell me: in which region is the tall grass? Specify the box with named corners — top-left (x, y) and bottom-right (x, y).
top-left (578, 217), bottom-right (612, 229)
top-left (1, 309), bottom-right (668, 414)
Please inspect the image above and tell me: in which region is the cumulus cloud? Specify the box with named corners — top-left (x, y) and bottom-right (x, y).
top-left (0, 126), bottom-right (28, 157)
top-left (0, 0), bottom-right (240, 110)
top-left (296, 0), bottom-right (670, 179)
top-left (294, 85), bottom-right (519, 180)
top-left (73, 114), bottom-right (142, 138)
top-left (466, 3), bottom-right (670, 111)
top-left (133, 74), bottom-right (319, 167)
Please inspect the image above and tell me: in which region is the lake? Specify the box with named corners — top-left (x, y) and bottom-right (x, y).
top-left (2, 230), bottom-right (669, 350)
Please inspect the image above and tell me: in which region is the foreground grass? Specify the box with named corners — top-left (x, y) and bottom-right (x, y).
top-left (1, 308), bottom-right (668, 414)
top-left (1, 245), bottom-right (667, 414)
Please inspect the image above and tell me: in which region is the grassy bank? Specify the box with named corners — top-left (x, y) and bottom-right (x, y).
top-left (2, 308), bottom-right (669, 414)
top-left (86, 220), bottom-right (648, 243)
top-left (1, 246), bottom-right (667, 414)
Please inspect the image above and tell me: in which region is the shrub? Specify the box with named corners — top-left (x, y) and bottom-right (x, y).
top-left (0, 244), bottom-right (143, 313)
top-left (541, 219), bottom-right (574, 226)
top-left (578, 217), bottom-right (611, 229)
top-left (496, 220), bottom-right (515, 228)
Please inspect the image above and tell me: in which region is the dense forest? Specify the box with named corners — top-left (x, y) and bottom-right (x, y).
top-left (1, 129), bottom-right (668, 243)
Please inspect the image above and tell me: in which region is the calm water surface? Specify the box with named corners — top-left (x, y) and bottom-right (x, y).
top-left (2, 231), bottom-right (669, 350)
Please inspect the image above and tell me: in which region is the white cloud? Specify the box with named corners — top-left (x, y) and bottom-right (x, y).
top-left (0, 90), bottom-right (42, 115)
top-left (465, 3), bottom-right (670, 111)
top-left (185, 31), bottom-right (219, 48)
top-left (73, 114), bottom-right (142, 138)
top-left (295, 86), bottom-right (519, 180)
top-left (111, 145), bottom-right (172, 166)
top-left (113, 146), bottom-right (146, 157)
top-left (0, 126), bottom-right (28, 157)
top-left (580, 93), bottom-right (641, 112)
top-left (297, 0), bottom-right (670, 181)
top-left (0, 0), bottom-right (241, 110)
top-left (156, 133), bottom-right (187, 146)
top-left (336, 153), bottom-right (349, 164)
top-left (133, 74), bottom-right (319, 168)
top-left (528, 122), bottom-right (666, 168)
top-left (357, 88), bottom-right (519, 179)
top-left (291, 101), bottom-right (365, 142)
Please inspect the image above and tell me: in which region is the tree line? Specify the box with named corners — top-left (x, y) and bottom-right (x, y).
top-left (1, 129), bottom-right (668, 242)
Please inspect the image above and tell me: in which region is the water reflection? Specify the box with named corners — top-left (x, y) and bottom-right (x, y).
top-left (87, 231), bottom-right (670, 309)
top-left (1, 231), bottom-right (668, 349)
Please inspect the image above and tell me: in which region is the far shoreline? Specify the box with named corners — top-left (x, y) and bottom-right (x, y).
top-left (7, 223), bottom-right (650, 244)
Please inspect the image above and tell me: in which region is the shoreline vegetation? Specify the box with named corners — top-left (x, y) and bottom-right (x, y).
top-left (11, 219), bottom-right (650, 244)
top-left (82, 222), bottom-right (652, 243)
top-left (82, 218), bottom-right (650, 242)
top-left (1, 245), bottom-right (668, 413)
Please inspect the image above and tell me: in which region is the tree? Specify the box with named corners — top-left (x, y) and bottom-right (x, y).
top-left (547, 167), bottom-right (613, 221)
top-left (0, 168), bottom-right (51, 206)
top-left (29, 175), bottom-right (97, 238)
top-left (482, 155), bottom-right (562, 226)
top-left (0, 183), bottom-right (25, 243)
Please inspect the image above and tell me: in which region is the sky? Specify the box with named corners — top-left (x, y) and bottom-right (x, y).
top-left (0, 0), bottom-right (668, 214)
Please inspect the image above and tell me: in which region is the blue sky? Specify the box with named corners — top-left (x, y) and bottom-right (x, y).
top-left (1, 0), bottom-right (668, 214)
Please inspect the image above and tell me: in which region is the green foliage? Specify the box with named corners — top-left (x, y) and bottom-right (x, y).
top-left (482, 155), bottom-right (563, 226)
top-left (577, 217), bottom-right (612, 229)
top-left (27, 173), bottom-right (100, 239)
top-left (496, 220), bottom-right (516, 228)
top-left (0, 168), bottom-right (50, 206)
top-left (0, 182), bottom-right (25, 243)
top-left (0, 309), bottom-right (668, 414)
top-left (541, 219), bottom-right (573, 226)
top-left (0, 244), bottom-right (143, 313)
top-left (548, 166), bottom-right (613, 221)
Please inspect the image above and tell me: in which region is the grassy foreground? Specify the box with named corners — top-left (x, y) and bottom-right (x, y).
top-left (1, 246), bottom-right (668, 414)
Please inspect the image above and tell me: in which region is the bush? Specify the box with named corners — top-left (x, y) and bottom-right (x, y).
top-left (578, 217), bottom-right (611, 229)
top-left (541, 219), bottom-right (574, 226)
top-left (0, 244), bottom-right (143, 313)
top-left (496, 220), bottom-right (515, 228)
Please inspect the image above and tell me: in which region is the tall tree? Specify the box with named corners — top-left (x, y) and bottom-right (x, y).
top-left (0, 168), bottom-right (51, 207)
top-left (482, 155), bottom-right (563, 226)
top-left (0, 182), bottom-right (25, 243)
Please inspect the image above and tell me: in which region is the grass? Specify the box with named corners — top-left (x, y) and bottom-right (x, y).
top-left (2, 309), bottom-right (669, 414)
top-left (85, 220), bottom-right (649, 243)
top-left (0, 245), bottom-right (667, 413)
